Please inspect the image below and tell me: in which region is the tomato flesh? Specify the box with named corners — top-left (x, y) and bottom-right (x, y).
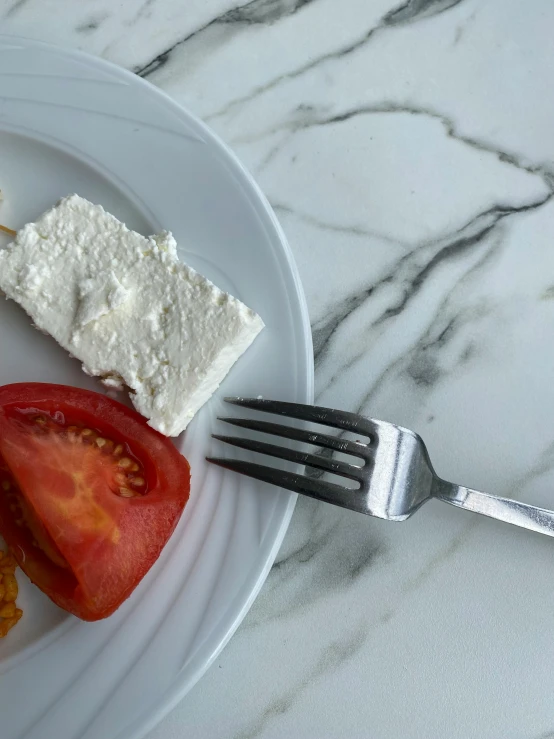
top-left (0, 384), bottom-right (190, 621)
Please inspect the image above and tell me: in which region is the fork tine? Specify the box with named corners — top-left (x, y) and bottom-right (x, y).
top-left (218, 417), bottom-right (370, 459)
top-left (212, 434), bottom-right (364, 481)
top-left (224, 398), bottom-right (376, 437)
top-left (207, 457), bottom-right (366, 512)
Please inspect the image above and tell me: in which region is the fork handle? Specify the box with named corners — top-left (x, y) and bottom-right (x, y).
top-left (433, 480), bottom-right (554, 538)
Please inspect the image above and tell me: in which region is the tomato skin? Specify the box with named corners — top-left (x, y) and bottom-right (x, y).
top-left (0, 383), bottom-right (190, 621)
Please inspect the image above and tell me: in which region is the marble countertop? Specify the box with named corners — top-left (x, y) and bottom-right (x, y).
top-left (4, 1), bottom-right (554, 737)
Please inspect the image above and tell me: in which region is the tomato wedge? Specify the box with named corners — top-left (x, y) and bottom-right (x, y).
top-left (0, 383), bottom-right (190, 621)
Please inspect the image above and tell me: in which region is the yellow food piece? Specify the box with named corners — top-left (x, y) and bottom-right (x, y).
top-left (0, 549), bottom-right (22, 637)
top-left (0, 555), bottom-right (16, 574)
top-left (0, 602), bottom-right (15, 618)
top-left (3, 574), bottom-right (18, 602)
top-left (0, 609), bottom-right (22, 637)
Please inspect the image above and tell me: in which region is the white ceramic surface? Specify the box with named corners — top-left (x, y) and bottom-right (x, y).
top-left (0, 37), bottom-right (313, 739)
top-left (4, 2), bottom-right (554, 738)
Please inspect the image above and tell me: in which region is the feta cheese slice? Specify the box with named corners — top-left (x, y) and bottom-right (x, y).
top-left (0, 194), bottom-right (264, 436)
top-left (75, 271), bottom-right (130, 328)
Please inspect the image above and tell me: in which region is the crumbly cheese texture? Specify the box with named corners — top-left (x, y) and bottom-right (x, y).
top-left (0, 195), bottom-right (264, 436)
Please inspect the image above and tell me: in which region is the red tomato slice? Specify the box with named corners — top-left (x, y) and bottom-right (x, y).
top-left (0, 383), bottom-right (190, 621)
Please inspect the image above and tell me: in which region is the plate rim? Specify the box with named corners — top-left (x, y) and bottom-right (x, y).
top-left (0, 34), bottom-right (314, 739)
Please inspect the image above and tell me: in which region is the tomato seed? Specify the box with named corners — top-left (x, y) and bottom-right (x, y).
top-left (118, 487), bottom-right (137, 498)
top-left (118, 458), bottom-right (132, 469)
top-left (130, 477), bottom-right (145, 487)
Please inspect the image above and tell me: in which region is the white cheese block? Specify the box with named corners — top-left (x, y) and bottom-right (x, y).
top-left (0, 195), bottom-right (264, 436)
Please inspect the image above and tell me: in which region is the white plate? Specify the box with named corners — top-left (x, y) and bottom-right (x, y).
top-left (0, 36), bottom-right (313, 739)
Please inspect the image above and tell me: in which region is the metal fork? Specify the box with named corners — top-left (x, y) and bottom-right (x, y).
top-left (207, 398), bottom-right (554, 537)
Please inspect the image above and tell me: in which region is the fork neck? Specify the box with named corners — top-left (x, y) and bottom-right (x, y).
top-left (432, 478), bottom-right (554, 538)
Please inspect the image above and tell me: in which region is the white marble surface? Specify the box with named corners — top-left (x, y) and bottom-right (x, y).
top-left (3, 1), bottom-right (554, 737)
